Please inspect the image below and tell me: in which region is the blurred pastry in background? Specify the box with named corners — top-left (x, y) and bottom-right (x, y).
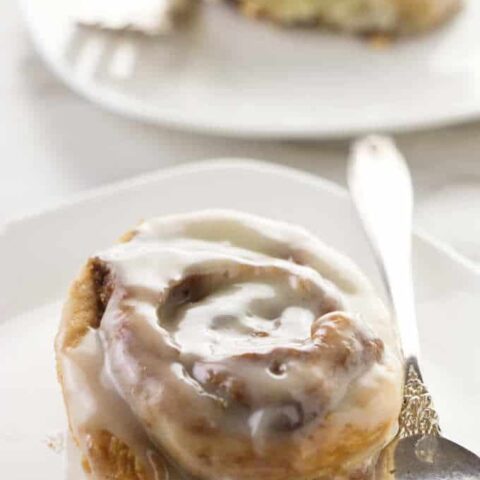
top-left (75, 0), bottom-right (461, 37)
top-left (235, 0), bottom-right (462, 35)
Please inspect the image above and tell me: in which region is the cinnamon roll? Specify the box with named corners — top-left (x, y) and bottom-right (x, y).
top-left (55, 210), bottom-right (403, 480)
top-left (235, 0), bottom-right (461, 35)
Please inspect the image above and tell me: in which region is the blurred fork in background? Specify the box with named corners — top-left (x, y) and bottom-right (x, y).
top-left (66, 0), bottom-right (194, 80)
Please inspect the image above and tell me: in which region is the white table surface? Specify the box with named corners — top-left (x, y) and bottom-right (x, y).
top-left (2, 1), bottom-right (480, 265)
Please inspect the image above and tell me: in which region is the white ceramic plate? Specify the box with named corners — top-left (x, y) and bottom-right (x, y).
top-left (1, 160), bottom-right (479, 480)
top-left (21, 0), bottom-right (480, 138)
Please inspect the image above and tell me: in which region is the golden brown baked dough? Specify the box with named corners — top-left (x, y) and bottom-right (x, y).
top-left (57, 256), bottom-right (162, 480)
top-left (56, 211), bottom-right (403, 480)
top-left (235, 0), bottom-right (461, 35)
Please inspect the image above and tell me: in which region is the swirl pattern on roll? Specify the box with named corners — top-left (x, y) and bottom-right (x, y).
top-left (56, 210), bottom-right (402, 480)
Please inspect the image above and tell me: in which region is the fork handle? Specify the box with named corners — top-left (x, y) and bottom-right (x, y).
top-left (398, 357), bottom-right (441, 438)
top-left (347, 136), bottom-right (440, 437)
top-left (348, 136), bottom-right (419, 360)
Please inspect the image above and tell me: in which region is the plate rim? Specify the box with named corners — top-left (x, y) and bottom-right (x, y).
top-left (19, 0), bottom-right (479, 140)
top-left (2, 157), bottom-right (479, 277)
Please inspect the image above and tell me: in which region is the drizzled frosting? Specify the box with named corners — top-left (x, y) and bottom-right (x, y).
top-left (58, 210), bottom-right (403, 480)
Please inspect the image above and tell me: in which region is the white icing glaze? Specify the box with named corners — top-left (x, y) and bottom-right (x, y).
top-left (58, 210), bottom-right (403, 480)
top-left (76, 0), bottom-right (192, 35)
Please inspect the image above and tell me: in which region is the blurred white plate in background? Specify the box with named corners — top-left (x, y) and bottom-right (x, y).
top-left (20, 0), bottom-right (480, 138)
top-left (0, 160), bottom-right (479, 479)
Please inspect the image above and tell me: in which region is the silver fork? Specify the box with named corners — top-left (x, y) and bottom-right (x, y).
top-left (348, 136), bottom-right (480, 480)
top-left (65, 0), bottom-right (194, 81)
